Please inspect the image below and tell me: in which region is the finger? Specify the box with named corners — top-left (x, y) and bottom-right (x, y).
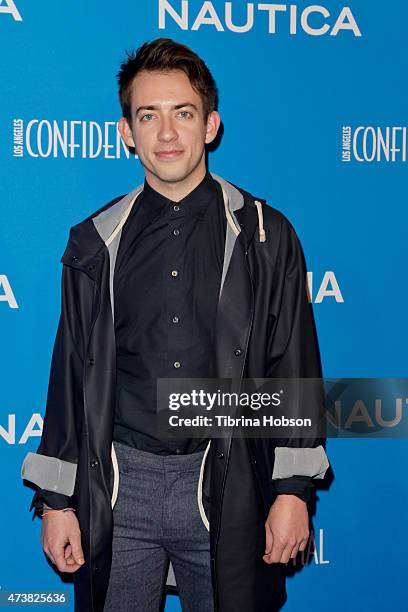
top-left (69, 532), bottom-right (85, 566)
top-left (44, 548), bottom-right (56, 567)
top-left (65, 549), bottom-right (76, 566)
top-left (298, 536), bottom-right (309, 552)
top-left (60, 563), bottom-right (81, 573)
top-left (263, 540), bottom-right (285, 564)
top-left (279, 544), bottom-right (294, 564)
top-left (290, 544), bottom-right (300, 559)
top-left (64, 544), bottom-right (78, 565)
top-left (262, 553), bottom-right (274, 565)
top-left (52, 549), bottom-right (81, 574)
top-left (264, 522), bottom-right (273, 555)
top-left (53, 548), bottom-right (69, 572)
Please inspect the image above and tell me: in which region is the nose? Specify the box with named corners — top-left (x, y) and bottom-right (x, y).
top-left (157, 115), bottom-right (178, 143)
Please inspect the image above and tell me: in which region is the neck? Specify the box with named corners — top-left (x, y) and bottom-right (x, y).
top-left (144, 163), bottom-right (208, 202)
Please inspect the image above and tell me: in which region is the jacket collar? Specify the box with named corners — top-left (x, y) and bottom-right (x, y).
top-left (141, 168), bottom-right (218, 223)
top-left (60, 173), bottom-right (261, 274)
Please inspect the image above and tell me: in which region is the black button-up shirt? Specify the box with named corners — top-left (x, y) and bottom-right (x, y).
top-left (113, 170), bottom-right (227, 454)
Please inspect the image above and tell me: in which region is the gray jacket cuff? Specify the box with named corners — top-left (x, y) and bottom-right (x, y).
top-left (272, 445), bottom-right (329, 479)
top-left (21, 452), bottom-right (77, 496)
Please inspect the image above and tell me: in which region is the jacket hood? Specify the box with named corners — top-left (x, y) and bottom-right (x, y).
top-left (60, 173), bottom-right (266, 290)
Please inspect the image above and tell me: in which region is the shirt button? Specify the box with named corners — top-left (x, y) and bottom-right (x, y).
top-left (234, 348), bottom-right (242, 356)
top-left (90, 460), bottom-right (99, 468)
top-left (173, 228), bottom-right (180, 236)
top-left (175, 448), bottom-right (182, 454)
top-left (174, 361), bottom-right (181, 368)
top-left (171, 270), bottom-right (178, 277)
top-left (172, 316), bottom-right (179, 324)
top-left (173, 205), bottom-right (180, 211)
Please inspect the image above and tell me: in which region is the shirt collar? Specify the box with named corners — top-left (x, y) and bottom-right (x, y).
top-left (141, 170), bottom-right (219, 224)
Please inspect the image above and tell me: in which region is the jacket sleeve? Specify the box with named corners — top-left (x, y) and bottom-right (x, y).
top-left (265, 215), bottom-right (329, 504)
top-left (21, 264), bottom-right (85, 516)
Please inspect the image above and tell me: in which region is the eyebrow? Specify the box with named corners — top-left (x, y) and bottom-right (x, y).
top-left (135, 102), bottom-right (199, 115)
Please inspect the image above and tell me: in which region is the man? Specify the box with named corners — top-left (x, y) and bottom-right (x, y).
top-left (22, 38), bottom-right (329, 612)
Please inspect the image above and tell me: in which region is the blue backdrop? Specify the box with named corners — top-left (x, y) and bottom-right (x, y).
top-left (1, 1), bottom-right (407, 610)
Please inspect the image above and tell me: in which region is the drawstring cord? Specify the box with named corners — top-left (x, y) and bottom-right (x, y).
top-left (111, 443), bottom-right (119, 508)
top-left (254, 200), bottom-right (266, 242)
top-left (220, 185), bottom-right (267, 243)
top-left (220, 184), bottom-right (240, 236)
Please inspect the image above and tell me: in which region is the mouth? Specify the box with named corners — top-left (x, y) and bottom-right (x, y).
top-left (154, 149), bottom-right (184, 160)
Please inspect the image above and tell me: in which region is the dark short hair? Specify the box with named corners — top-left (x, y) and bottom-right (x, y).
top-left (117, 37), bottom-right (218, 124)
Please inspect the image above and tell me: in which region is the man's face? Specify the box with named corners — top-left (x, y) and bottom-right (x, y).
top-left (118, 69), bottom-right (220, 186)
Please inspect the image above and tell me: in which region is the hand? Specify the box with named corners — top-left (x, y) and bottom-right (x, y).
top-left (263, 494), bottom-right (309, 564)
top-left (40, 509), bottom-right (85, 573)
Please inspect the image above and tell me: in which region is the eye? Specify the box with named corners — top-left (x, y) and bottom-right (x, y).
top-left (178, 110), bottom-right (192, 118)
top-left (140, 113), bottom-right (155, 121)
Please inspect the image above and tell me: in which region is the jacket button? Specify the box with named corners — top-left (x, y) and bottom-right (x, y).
top-left (88, 358), bottom-right (95, 365)
top-left (234, 348), bottom-right (242, 356)
top-left (90, 460), bottom-right (99, 468)
top-left (72, 255), bottom-right (79, 262)
top-left (217, 451), bottom-right (224, 459)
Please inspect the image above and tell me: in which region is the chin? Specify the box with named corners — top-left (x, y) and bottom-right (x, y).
top-left (152, 165), bottom-right (193, 184)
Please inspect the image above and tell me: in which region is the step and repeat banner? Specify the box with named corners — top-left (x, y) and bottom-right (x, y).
top-left (1, 1), bottom-right (407, 610)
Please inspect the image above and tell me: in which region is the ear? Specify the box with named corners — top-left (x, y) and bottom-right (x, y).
top-left (118, 116), bottom-right (136, 148)
top-left (205, 111), bottom-right (221, 145)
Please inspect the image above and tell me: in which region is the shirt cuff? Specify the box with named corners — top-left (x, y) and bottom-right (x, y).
top-left (29, 490), bottom-right (73, 516)
top-left (271, 476), bottom-right (315, 504)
